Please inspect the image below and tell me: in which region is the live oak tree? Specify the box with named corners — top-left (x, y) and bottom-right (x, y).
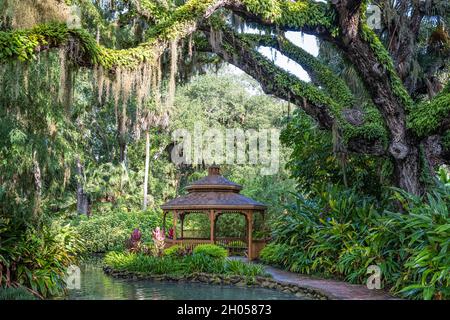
top-left (0, 0), bottom-right (449, 196)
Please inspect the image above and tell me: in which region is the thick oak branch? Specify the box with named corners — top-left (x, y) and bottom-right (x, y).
top-left (203, 26), bottom-right (386, 155)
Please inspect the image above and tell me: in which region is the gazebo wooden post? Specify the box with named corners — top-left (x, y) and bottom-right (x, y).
top-left (263, 210), bottom-right (268, 237)
top-left (247, 210), bottom-right (253, 260)
top-left (162, 211), bottom-right (167, 233)
top-left (209, 210), bottom-right (215, 244)
top-left (172, 210), bottom-right (177, 242)
top-left (180, 212), bottom-right (184, 239)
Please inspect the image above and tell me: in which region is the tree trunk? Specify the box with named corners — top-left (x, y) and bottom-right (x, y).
top-left (76, 157), bottom-right (90, 215)
top-left (142, 130), bottom-right (151, 211)
top-left (32, 150), bottom-right (42, 221)
top-left (119, 140), bottom-right (127, 164)
top-left (330, 1), bottom-right (425, 195)
top-left (392, 144), bottom-right (423, 196)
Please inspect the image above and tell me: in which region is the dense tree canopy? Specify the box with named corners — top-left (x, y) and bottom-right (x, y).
top-left (1, 0), bottom-right (448, 196)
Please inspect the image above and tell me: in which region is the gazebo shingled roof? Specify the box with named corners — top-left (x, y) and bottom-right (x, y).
top-left (161, 166), bottom-right (267, 210)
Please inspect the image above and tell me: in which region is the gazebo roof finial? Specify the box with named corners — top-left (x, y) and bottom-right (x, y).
top-left (208, 165), bottom-right (221, 176)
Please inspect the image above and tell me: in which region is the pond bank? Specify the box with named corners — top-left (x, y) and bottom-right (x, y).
top-left (103, 266), bottom-right (327, 300)
top-left (59, 261), bottom-right (312, 300)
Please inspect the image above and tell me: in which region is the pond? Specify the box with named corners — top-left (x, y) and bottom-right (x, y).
top-left (57, 262), bottom-right (309, 300)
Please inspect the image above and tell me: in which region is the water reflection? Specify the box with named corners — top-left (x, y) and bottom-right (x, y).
top-left (58, 262), bottom-right (307, 300)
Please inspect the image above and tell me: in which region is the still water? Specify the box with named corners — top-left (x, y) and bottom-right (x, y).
top-left (59, 263), bottom-right (307, 300)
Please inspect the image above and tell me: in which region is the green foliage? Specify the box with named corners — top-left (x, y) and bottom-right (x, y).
top-left (183, 254), bottom-right (226, 274)
top-left (260, 183), bottom-right (450, 300)
top-left (408, 86), bottom-right (450, 138)
top-left (245, 34), bottom-right (354, 108)
top-left (0, 0), bottom-right (218, 69)
top-left (0, 287), bottom-right (37, 300)
top-left (163, 244), bottom-right (191, 257)
top-left (442, 131), bottom-right (450, 151)
top-left (0, 219), bottom-right (85, 298)
top-left (146, 0), bottom-right (216, 40)
top-left (139, 0), bottom-right (172, 23)
top-left (104, 251), bottom-right (185, 275)
top-left (225, 259), bottom-right (267, 277)
top-left (0, 22), bottom-right (101, 64)
top-left (104, 251), bottom-right (268, 277)
top-left (173, 72), bottom-right (286, 130)
top-left (385, 188), bottom-right (450, 300)
top-left (242, 0), bottom-right (336, 34)
top-left (281, 109), bottom-right (392, 197)
top-left (72, 209), bottom-right (161, 253)
top-left (193, 244), bottom-right (228, 259)
top-left (0, 53), bottom-right (80, 223)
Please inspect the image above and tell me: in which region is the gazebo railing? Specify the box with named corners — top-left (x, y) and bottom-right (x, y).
top-left (165, 237), bottom-right (248, 256)
top-left (215, 237), bottom-right (247, 256)
top-left (164, 237), bottom-right (266, 259)
top-left (165, 238), bottom-right (213, 250)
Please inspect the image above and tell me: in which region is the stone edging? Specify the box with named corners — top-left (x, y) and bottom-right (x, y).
top-left (103, 266), bottom-right (329, 300)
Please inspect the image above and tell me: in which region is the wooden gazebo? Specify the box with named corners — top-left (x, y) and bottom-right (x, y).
top-left (161, 166), bottom-right (267, 260)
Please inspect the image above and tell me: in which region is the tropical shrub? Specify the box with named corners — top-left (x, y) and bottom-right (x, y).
top-left (72, 209), bottom-right (161, 253)
top-left (384, 187), bottom-right (450, 300)
top-left (163, 244), bottom-right (192, 257)
top-left (225, 260), bottom-right (267, 277)
top-left (104, 251), bottom-right (267, 278)
top-left (125, 228), bottom-right (153, 254)
top-left (193, 244), bottom-right (228, 259)
top-left (104, 252), bottom-right (184, 275)
top-left (0, 220), bottom-right (85, 298)
top-left (259, 243), bottom-right (292, 267)
top-left (183, 254), bottom-right (226, 274)
top-left (260, 183), bottom-right (450, 300)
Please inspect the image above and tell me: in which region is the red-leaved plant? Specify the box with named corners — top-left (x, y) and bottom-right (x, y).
top-left (125, 228), bottom-right (144, 253)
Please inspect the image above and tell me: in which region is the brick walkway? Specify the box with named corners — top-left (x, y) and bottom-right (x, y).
top-left (264, 266), bottom-right (397, 300)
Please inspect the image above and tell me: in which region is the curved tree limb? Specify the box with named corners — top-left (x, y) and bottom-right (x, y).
top-left (202, 25), bottom-right (386, 155)
top-left (239, 32), bottom-right (388, 145)
top-left (241, 33), bottom-right (355, 108)
top-left (0, 0), bottom-right (228, 71)
top-left (224, 0), bottom-right (336, 39)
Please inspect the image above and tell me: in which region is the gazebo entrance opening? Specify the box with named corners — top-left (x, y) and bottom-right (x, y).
top-left (215, 212), bottom-right (248, 256)
top-left (177, 211), bottom-right (211, 240)
top-left (161, 166), bottom-right (268, 260)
